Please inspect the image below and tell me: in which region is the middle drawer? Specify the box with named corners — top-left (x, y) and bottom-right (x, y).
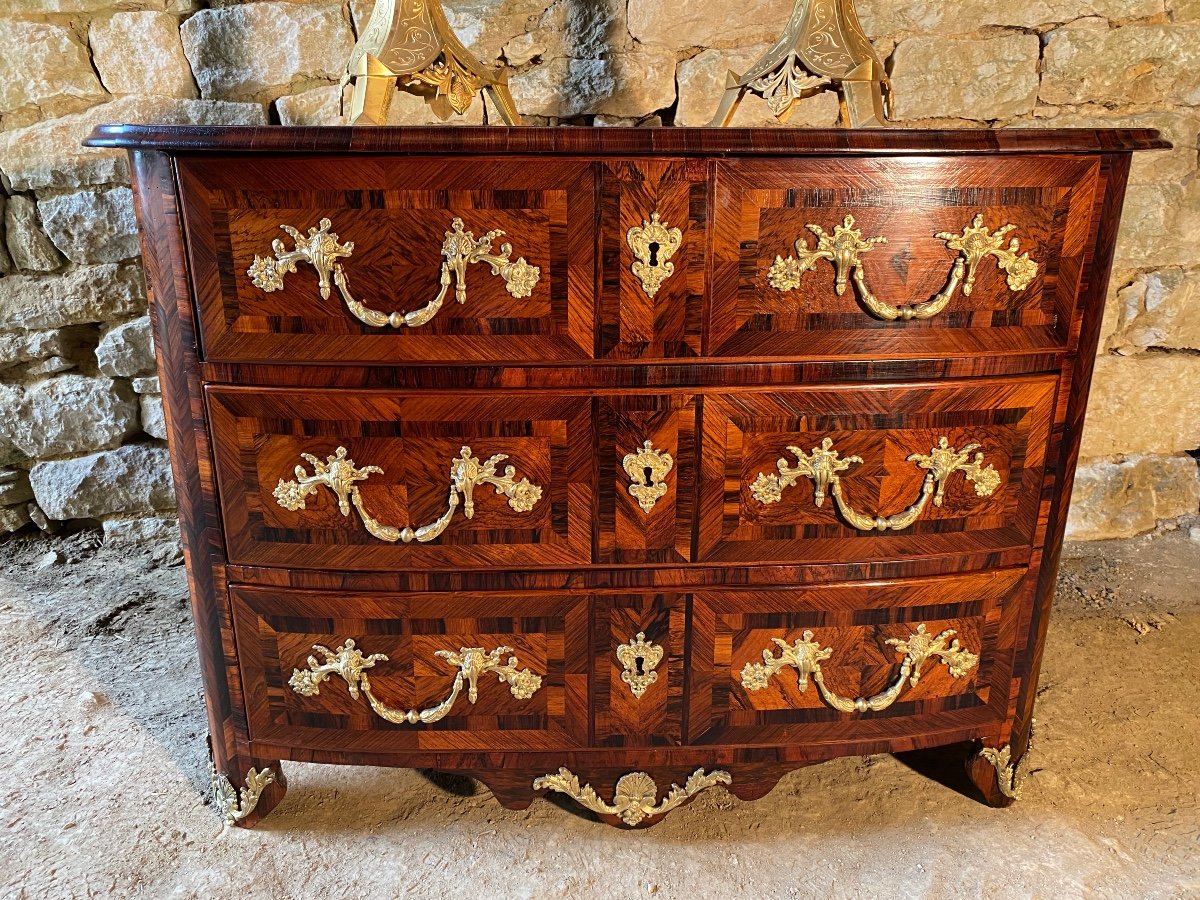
top-left (208, 377), bottom-right (1055, 571)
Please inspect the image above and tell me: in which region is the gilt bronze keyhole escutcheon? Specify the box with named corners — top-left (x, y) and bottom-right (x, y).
top-left (627, 213), bottom-right (682, 299)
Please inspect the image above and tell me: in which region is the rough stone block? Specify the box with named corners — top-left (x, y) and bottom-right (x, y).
top-left (38, 187), bottom-right (140, 265)
top-left (890, 34), bottom-right (1041, 121)
top-left (0, 328), bottom-right (89, 371)
top-left (1115, 179), bottom-right (1200, 270)
top-left (0, 198), bottom-right (13, 276)
top-left (131, 376), bottom-right (161, 394)
top-left (0, 262), bottom-right (145, 331)
top-left (0, 505), bottom-right (31, 535)
top-left (676, 44), bottom-right (841, 127)
top-left (0, 374), bottom-right (138, 459)
top-left (1081, 354), bottom-right (1200, 458)
top-left (0, 20), bottom-right (105, 116)
top-left (5, 196), bottom-right (66, 273)
top-left (102, 514), bottom-right (180, 544)
top-left (140, 394), bottom-right (167, 440)
top-left (628, 0), bottom-right (794, 49)
top-left (30, 443), bottom-right (177, 520)
top-left (181, 3), bottom-right (354, 102)
top-left (1042, 21), bottom-right (1200, 106)
top-left (1108, 269), bottom-right (1200, 355)
top-left (96, 316), bottom-right (155, 377)
top-left (1066, 454), bottom-right (1200, 541)
top-left (90, 11), bottom-right (198, 99)
top-left (0, 470), bottom-right (34, 505)
top-left (0, 95), bottom-right (267, 193)
top-left (859, 0), bottom-right (1164, 35)
top-left (511, 47), bottom-right (676, 119)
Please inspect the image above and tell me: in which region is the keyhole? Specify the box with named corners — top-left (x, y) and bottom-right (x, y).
top-left (648, 242), bottom-right (660, 266)
top-left (634, 655), bottom-right (645, 676)
top-left (643, 466), bottom-right (654, 485)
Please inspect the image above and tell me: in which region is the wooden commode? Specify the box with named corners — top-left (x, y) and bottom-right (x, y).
top-left (86, 125), bottom-right (1166, 828)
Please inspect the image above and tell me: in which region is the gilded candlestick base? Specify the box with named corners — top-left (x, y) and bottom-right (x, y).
top-left (343, 0), bottom-right (522, 125)
top-left (709, 0), bottom-right (890, 128)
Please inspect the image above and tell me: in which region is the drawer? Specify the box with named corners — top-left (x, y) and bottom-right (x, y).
top-left (231, 587), bottom-right (589, 752)
top-left (686, 569), bottom-right (1026, 745)
top-left (178, 155), bottom-right (596, 363)
top-left (709, 156), bottom-right (1100, 358)
top-left (697, 376), bottom-right (1057, 567)
top-left (593, 593), bottom-right (686, 747)
top-left (208, 387), bottom-right (593, 570)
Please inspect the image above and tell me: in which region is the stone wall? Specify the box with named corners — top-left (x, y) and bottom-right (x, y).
top-left (0, 0), bottom-right (1196, 542)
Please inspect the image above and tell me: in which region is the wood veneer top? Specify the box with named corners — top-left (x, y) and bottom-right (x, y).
top-left (85, 125), bottom-right (1169, 155)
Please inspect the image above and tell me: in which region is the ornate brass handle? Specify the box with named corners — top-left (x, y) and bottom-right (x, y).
top-left (741, 624), bottom-right (979, 713)
top-left (273, 444), bottom-right (542, 544)
top-left (248, 216), bottom-right (541, 328)
top-left (750, 436), bottom-right (1000, 532)
top-left (533, 768), bottom-right (731, 826)
top-left (289, 639), bottom-right (542, 725)
top-left (766, 213), bottom-right (1038, 321)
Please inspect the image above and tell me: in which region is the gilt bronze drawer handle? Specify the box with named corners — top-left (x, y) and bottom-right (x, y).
top-left (289, 639), bottom-right (542, 725)
top-left (248, 216), bottom-right (540, 328)
top-left (750, 436), bottom-right (1000, 532)
top-left (622, 440), bottom-right (674, 513)
top-left (616, 632), bottom-right (664, 699)
top-left (533, 768), bottom-right (731, 826)
top-left (766, 213), bottom-right (1038, 321)
top-left (273, 444), bottom-right (542, 544)
top-left (627, 212), bottom-right (683, 298)
top-left (741, 623), bottom-right (978, 713)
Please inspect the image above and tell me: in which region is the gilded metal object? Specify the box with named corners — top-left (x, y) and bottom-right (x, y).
top-left (749, 436), bottom-right (1001, 532)
top-left (622, 440), bottom-right (674, 513)
top-left (709, 0), bottom-right (890, 128)
top-left (626, 212), bottom-right (683, 299)
top-left (766, 214), bottom-right (1038, 321)
top-left (289, 639), bottom-right (542, 724)
top-left (532, 768), bottom-right (732, 826)
top-left (979, 745), bottom-right (1022, 800)
top-left (273, 444), bottom-right (542, 544)
top-left (210, 764), bottom-right (276, 825)
top-left (342, 0), bottom-right (521, 124)
top-left (616, 632), bottom-right (665, 699)
top-left (741, 623), bottom-right (979, 712)
top-left (248, 216), bottom-right (540, 330)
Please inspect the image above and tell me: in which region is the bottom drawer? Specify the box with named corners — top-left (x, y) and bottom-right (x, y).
top-left (231, 587), bottom-right (590, 752)
top-left (686, 569), bottom-right (1027, 745)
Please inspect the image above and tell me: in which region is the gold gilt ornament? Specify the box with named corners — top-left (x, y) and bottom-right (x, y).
top-left (750, 436), bottom-right (1001, 532)
top-left (248, 216), bottom-right (540, 330)
top-left (532, 768), bottom-right (732, 826)
top-left (741, 624), bottom-right (979, 712)
top-left (766, 213), bottom-right (1039, 322)
top-left (616, 632), bottom-right (664, 699)
top-left (622, 440), bottom-right (674, 513)
top-left (626, 213), bottom-right (683, 299)
top-left (289, 639), bottom-right (542, 724)
top-left (709, 0), bottom-right (891, 128)
top-left (210, 764), bottom-right (276, 825)
top-left (342, 0), bottom-right (521, 124)
top-left (273, 444), bottom-right (542, 544)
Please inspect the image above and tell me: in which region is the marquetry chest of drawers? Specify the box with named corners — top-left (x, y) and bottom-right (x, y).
top-left (89, 124), bottom-right (1166, 828)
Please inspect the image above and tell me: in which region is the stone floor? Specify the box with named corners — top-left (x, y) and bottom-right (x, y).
top-left (0, 527), bottom-right (1196, 899)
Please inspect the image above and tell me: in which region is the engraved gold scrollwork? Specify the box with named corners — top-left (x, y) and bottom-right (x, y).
top-left (741, 624), bottom-right (979, 713)
top-left (289, 639), bottom-right (542, 725)
top-left (272, 444), bottom-right (542, 544)
top-left (210, 764), bottom-right (276, 825)
top-left (616, 632), bottom-right (664, 699)
top-left (248, 216), bottom-right (540, 329)
top-left (532, 768), bottom-right (732, 826)
top-left (766, 213), bottom-right (1038, 321)
top-left (749, 436), bottom-right (1001, 532)
top-left (622, 440), bottom-right (674, 513)
top-left (627, 212), bottom-right (683, 299)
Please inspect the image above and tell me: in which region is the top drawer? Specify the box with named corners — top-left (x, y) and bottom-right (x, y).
top-left (178, 155), bottom-right (596, 364)
top-left (709, 155), bottom-right (1101, 359)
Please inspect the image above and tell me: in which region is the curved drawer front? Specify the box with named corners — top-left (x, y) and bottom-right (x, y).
top-left (208, 387), bottom-right (592, 570)
top-left (710, 155), bottom-right (1100, 359)
top-left (232, 587), bottom-right (589, 752)
top-left (697, 375), bottom-right (1057, 567)
top-left (686, 569), bottom-right (1026, 745)
top-left (179, 155), bottom-right (595, 364)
